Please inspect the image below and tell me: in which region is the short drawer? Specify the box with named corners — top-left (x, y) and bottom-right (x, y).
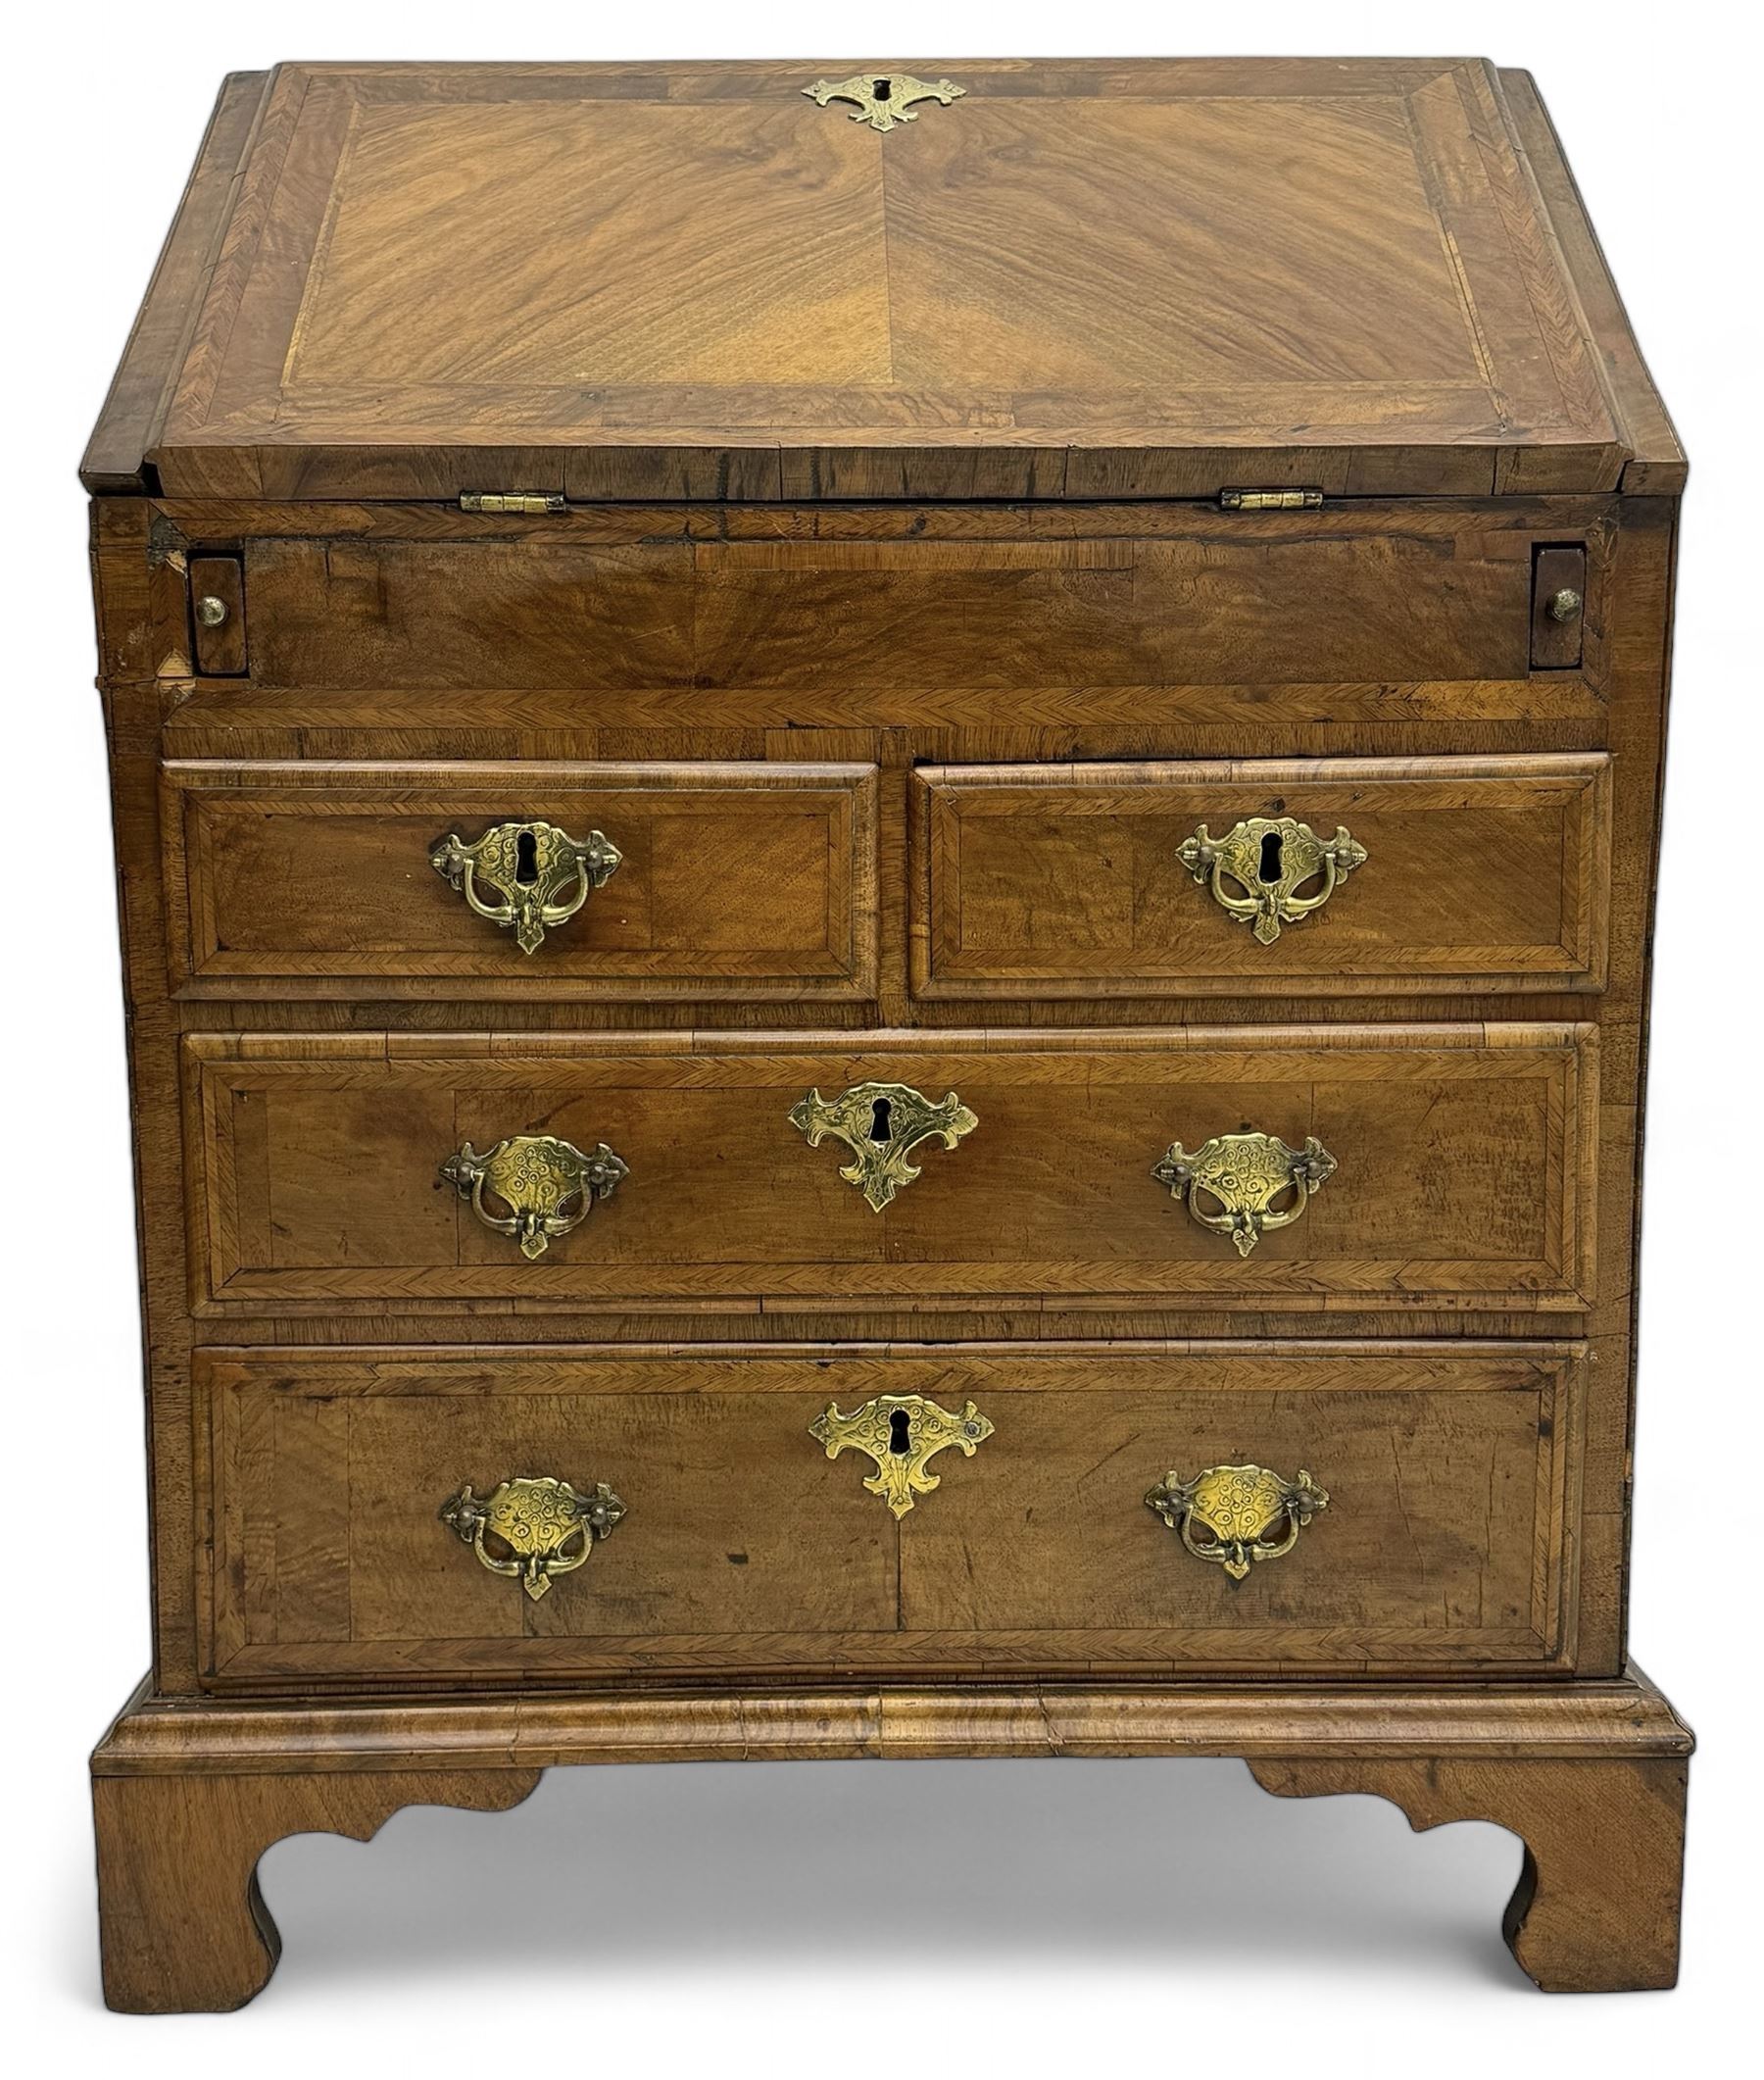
top-left (195, 1344), bottom-right (1581, 1685)
top-left (911, 754), bottom-right (1612, 999)
top-left (160, 760), bottom-right (878, 1001)
top-left (185, 1023), bottom-right (1596, 1315)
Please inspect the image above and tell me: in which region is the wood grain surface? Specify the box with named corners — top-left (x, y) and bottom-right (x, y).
top-left (80, 54), bottom-right (1691, 2008)
top-left (90, 1667), bottom-right (1691, 2006)
top-left (85, 59), bottom-right (1669, 499)
top-left (192, 1344), bottom-right (1582, 1683)
top-left (911, 754), bottom-right (1613, 998)
top-left (161, 759), bottom-right (878, 1000)
top-left (182, 1024), bottom-right (1598, 1314)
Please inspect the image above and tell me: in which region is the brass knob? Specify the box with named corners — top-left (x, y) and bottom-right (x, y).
top-left (1152, 1129), bottom-right (1336, 1257)
top-left (810, 1394), bottom-right (994, 1517)
top-left (1547, 586), bottom-right (1584, 621)
top-left (440, 1133), bottom-right (627, 1259)
top-left (439, 1475), bottom-right (624, 1601)
top-left (789, 1080), bottom-right (977, 1212)
top-left (1176, 816), bottom-right (1366, 945)
top-left (194, 595), bottom-right (229, 628)
top-left (430, 819), bottom-right (622, 955)
top-left (1147, 1463), bottom-right (1328, 1579)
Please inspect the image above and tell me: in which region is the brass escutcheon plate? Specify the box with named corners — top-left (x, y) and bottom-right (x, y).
top-left (802, 70), bottom-right (965, 133)
top-left (440, 1133), bottom-right (628, 1259)
top-left (1147, 1462), bottom-right (1328, 1580)
top-left (1152, 1130), bottom-right (1336, 1257)
top-left (1177, 816), bottom-right (1366, 945)
top-left (789, 1080), bottom-right (977, 1212)
top-left (810, 1393), bottom-right (994, 1517)
top-left (439, 1475), bottom-right (625, 1601)
top-left (429, 818), bottom-right (622, 954)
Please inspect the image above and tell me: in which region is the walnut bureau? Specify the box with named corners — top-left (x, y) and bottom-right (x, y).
top-left (83, 59), bottom-right (1692, 2006)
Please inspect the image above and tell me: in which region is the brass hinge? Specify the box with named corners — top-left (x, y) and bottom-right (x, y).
top-left (459, 491), bottom-right (566, 514)
top-left (1219, 488), bottom-right (1324, 511)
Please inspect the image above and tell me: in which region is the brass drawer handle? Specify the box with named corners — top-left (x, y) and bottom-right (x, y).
top-left (440, 1475), bottom-right (624, 1601)
top-left (1152, 1130), bottom-right (1336, 1258)
top-left (810, 1393), bottom-right (994, 1517)
top-left (429, 818), bottom-right (622, 954)
top-left (441, 1133), bottom-right (628, 1259)
top-left (1177, 816), bottom-right (1366, 944)
top-left (789, 1080), bottom-right (978, 1212)
top-left (1147, 1463), bottom-right (1328, 1580)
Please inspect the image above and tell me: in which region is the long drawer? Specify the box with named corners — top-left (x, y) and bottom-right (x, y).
top-left (161, 759), bottom-right (878, 1001)
top-left (195, 1345), bottom-right (1582, 1685)
top-left (184, 1024), bottom-right (1596, 1315)
top-left (911, 754), bottom-right (1613, 999)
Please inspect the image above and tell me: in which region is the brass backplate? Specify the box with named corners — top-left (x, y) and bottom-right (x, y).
top-left (440, 1133), bottom-right (628, 1259)
top-left (439, 1474), bottom-right (625, 1601)
top-left (802, 71), bottom-right (964, 132)
top-left (1152, 1130), bottom-right (1336, 1257)
top-left (1147, 1463), bottom-right (1328, 1580)
top-left (429, 818), bottom-right (622, 954)
top-left (789, 1080), bottom-right (977, 1212)
top-left (1177, 816), bottom-right (1366, 944)
top-left (810, 1393), bottom-right (994, 1517)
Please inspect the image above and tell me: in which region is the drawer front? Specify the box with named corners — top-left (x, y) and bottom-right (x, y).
top-left (912, 755), bottom-right (1612, 999)
top-left (195, 1345), bottom-right (1580, 1684)
top-left (185, 1024), bottom-right (1596, 1314)
top-left (195, 508), bottom-right (1601, 707)
top-left (161, 760), bottom-right (878, 1001)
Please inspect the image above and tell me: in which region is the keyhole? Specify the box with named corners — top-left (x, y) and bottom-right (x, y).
top-left (514, 829), bottom-right (539, 885)
top-left (1258, 830), bottom-right (1284, 883)
top-left (888, 1407), bottom-right (912, 1455)
top-left (869, 1096), bottom-right (894, 1142)
top-left (872, 76), bottom-right (893, 101)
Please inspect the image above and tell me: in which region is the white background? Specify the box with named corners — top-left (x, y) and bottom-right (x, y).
top-left (3, 0), bottom-right (1758, 2067)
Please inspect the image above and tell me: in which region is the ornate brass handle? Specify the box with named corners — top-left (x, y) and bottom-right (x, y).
top-left (789, 1081), bottom-right (977, 1212)
top-left (1152, 1130), bottom-right (1336, 1258)
top-left (810, 1394), bottom-right (994, 1517)
top-left (440, 1133), bottom-right (628, 1259)
top-left (1147, 1463), bottom-right (1328, 1580)
top-left (429, 819), bottom-right (622, 954)
top-left (1177, 816), bottom-right (1366, 945)
top-left (440, 1475), bottom-right (624, 1601)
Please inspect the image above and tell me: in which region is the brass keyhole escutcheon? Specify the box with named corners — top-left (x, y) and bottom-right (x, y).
top-left (429, 818), bottom-right (621, 954)
top-left (1147, 1463), bottom-right (1328, 1580)
top-left (439, 1474), bottom-right (625, 1601)
top-left (1177, 816), bottom-right (1366, 945)
top-left (810, 1393), bottom-right (994, 1517)
top-left (802, 70), bottom-right (965, 132)
top-left (789, 1080), bottom-right (977, 1212)
top-left (440, 1133), bottom-right (628, 1259)
top-left (1152, 1130), bottom-right (1336, 1257)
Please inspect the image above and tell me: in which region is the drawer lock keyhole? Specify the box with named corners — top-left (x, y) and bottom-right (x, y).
top-left (514, 829), bottom-right (540, 885)
top-left (869, 1096), bottom-right (895, 1143)
top-left (888, 1406), bottom-right (913, 1456)
top-left (1258, 829), bottom-right (1285, 883)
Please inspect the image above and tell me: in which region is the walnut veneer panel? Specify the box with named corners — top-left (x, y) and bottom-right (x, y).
top-left (199, 515), bottom-right (1586, 700)
top-left (195, 1345), bottom-right (1580, 1684)
top-left (131, 60), bottom-right (1633, 498)
top-left (912, 755), bottom-right (1613, 999)
top-left (184, 1025), bottom-right (1597, 1316)
top-left (84, 55), bottom-right (1690, 2005)
top-left (161, 760), bottom-right (878, 1001)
